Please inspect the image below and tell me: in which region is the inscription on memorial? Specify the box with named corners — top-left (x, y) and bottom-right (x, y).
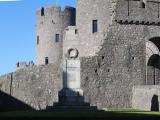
top-left (63, 60), bottom-right (81, 89)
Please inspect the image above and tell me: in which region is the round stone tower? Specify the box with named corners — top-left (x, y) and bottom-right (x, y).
top-left (36, 5), bottom-right (76, 65)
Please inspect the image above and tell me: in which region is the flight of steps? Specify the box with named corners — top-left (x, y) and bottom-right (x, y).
top-left (46, 89), bottom-right (98, 111)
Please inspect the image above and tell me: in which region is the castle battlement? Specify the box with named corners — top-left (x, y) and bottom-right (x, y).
top-left (36, 5), bottom-right (75, 17)
top-left (16, 61), bottom-right (34, 70)
top-left (115, 0), bottom-right (160, 25)
top-left (36, 6), bottom-right (61, 16)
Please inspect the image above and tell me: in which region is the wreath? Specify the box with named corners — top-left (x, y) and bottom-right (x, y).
top-left (67, 48), bottom-right (79, 59)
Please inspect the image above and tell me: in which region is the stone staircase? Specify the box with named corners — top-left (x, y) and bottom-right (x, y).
top-left (46, 89), bottom-right (98, 111)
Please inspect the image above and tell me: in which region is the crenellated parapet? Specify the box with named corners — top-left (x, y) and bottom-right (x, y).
top-left (16, 61), bottom-right (34, 70)
top-left (115, 0), bottom-right (160, 25)
top-left (36, 5), bottom-right (76, 26)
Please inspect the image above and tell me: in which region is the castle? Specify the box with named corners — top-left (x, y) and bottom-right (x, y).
top-left (0, 0), bottom-right (160, 111)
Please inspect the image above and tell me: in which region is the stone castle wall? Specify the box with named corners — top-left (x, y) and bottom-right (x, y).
top-left (80, 0), bottom-right (160, 109)
top-left (0, 64), bottom-right (62, 110)
top-left (1, 0), bottom-right (160, 110)
top-left (81, 23), bottom-right (146, 109)
top-left (76, 0), bottom-right (117, 57)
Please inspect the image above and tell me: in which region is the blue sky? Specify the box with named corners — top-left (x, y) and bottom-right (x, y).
top-left (0, 0), bottom-right (75, 75)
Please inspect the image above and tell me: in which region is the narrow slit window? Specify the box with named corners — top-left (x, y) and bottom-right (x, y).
top-left (75, 29), bottom-right (78, 34)
top-left (102, 56), bottom-right (105, 60)
top-left (41, 7), bottom-right (45, 16)
top-left (95, 69), bottom-right (97, 73)
top-left (128, 0), bottom-right (130, 16)
top-left (92, 20), bottom-right (98, 33)
top-left (55, 34), bottom-right (60, 42)
top-left (45, 57), bottom-right (49, 65)
top-left (158, 3), bottom-right (160, 18)
top-left (37, 36), bottom-right (39, 45)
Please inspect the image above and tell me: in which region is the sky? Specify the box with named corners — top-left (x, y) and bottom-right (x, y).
top-left (0, 0), bottom-right (76, 75)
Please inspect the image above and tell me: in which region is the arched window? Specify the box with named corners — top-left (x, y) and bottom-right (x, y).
top-left (146, 37), bottom-right (160, 85)
top-left (140, 0), bottom-right (146, 8)
top-left (147, 54), bottom-right (160, 85)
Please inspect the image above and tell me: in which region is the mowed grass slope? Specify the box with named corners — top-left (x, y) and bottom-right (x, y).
top-left (0, 109), bottom-right (160, 118)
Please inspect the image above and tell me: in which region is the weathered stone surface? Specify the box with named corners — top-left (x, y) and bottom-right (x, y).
top-left (132, 86), bottom-right (160, 111)
top-left (76, 0), bottom-right (117, 57)
top-left (80, 23), bottom-right (145, 109)
top-left (36, 6), bottom-right (75, 65)
top-left (0, 64), bottom-right (62, 110)
top-left (115, 0), bottom-right (160, 24)
top-left (78, 0), bottom-right (160, 110)
top-left (1, 0), bottom-right (160, 111)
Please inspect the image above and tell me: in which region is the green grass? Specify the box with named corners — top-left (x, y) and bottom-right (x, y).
top-left (0, 109), bottom-right (160, 118)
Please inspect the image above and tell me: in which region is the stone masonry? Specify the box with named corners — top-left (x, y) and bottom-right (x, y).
top-left (36, 6), bottom-right (75, 65)
top-left (0, 64), bottom-right (62, 110)
top-left (132, 86), bottom-right (160, 111)
top-left (0, 0), bottom-right (160, 111)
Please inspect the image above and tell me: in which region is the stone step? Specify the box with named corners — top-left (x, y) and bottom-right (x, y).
top-left (54, 102), bottom-right (90, 106)
top-left (59, 96), bottom-right (84, 103)
top-left (46, 106), bottom-right (98, 111)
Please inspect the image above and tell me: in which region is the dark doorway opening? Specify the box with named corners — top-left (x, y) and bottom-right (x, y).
top-left (151, 95), bottom-right (159, 111)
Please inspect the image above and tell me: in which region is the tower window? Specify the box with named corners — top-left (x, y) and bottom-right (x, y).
top-left (51, 20), bottom-right (55, 24)
top-left (95, 69), bottom-right (97, 73)
top-left (92, 20), bottom-right (98, 33)
top-left (102, 56), bottom-right (105, 60)
top-left (41, 7), bottom-right (45, 16)
top-left (45, 57), bottom-right (49, 65)
top-left (75, 29), bottom-right (78, 34)
top-left (37, 36), bottom-right (39, 45)
top-left (55, 34), bottom-right (60, 42)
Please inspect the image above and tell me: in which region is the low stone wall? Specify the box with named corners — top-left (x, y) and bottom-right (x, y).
top-left (0, 64), bottom-right (62, 110)
top-left (132, 86), bottom-right (160, 111)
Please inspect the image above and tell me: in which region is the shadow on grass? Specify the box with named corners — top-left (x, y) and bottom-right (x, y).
top-left (0, 90), bottom-right (160, 119)
top-left (0, 110), bottom-right (160, 118)
top-left (0, 91), bottom-right (34, 112)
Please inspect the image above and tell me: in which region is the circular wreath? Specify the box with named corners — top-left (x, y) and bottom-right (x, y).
top-left (67, 48), bottom-right (79, 59)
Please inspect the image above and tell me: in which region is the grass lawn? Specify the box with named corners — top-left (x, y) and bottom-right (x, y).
top-left (0, 109), bottom-right (160, 118)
